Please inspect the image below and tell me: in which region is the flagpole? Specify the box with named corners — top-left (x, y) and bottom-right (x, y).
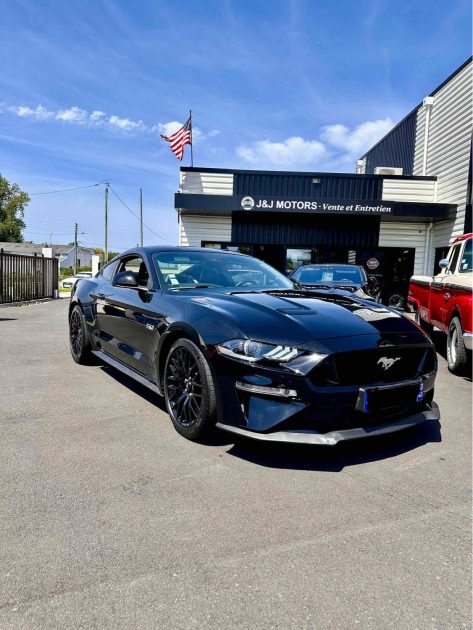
top-left (189, 109), bottom-right (194, 167)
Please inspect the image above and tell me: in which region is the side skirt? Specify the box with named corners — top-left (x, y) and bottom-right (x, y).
top-left (92, 350), bottom-right (161, 396)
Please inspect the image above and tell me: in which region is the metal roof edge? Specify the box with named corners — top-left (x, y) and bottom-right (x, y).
top-left (179, 166), bottom-right (436, 181)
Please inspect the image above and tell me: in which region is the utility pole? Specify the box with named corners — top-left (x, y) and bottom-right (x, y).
top-left (140, 188), bottom-right (143, 247)
top-left (104, 182), bottom-right (109, 263)
top-left (73, 222), bottom-right (78, 276)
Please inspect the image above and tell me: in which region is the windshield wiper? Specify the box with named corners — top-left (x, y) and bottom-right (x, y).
top-left (299, 284), bottom-right (331, 290)
top-left (169, 283), bottom-right (221, 291)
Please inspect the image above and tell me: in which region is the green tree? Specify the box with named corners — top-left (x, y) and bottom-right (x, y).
top-left (93, 247), bottom-right (119, 262)
top-left (0, 174), bottom-right (29, 242)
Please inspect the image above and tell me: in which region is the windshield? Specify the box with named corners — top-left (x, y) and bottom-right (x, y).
top-left (293, 265), bottom-right (365, 286)
top-left (153, 251), bottom-right (294, 291)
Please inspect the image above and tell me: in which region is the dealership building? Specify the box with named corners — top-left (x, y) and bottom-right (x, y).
top-left (174, 57), bottom-right (472, 301)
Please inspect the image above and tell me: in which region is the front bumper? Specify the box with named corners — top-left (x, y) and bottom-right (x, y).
top-left (216, 402), bottom-right (440, 445)
top-left (213, 342), bottom-right (438, 444)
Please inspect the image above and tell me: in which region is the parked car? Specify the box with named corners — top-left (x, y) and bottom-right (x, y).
top-left (61, 272), bottom-right (93, 290)
top-left (408, 233), bottom-right (472, 374)
top-left (69, 247), bottom-right (439, 444)
top-left (289, 263), bottom-right (379, 301)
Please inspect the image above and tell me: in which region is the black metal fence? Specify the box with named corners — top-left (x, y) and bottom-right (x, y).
top-left (0, 250), bottom-right (59, 304)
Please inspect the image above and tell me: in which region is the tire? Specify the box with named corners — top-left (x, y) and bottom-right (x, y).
top-left (69, 304), bottom-right (93, 364)
top-left (163, 338), bottom-right (217, 440)
top-left (447, 316), bottom-right (469, 374)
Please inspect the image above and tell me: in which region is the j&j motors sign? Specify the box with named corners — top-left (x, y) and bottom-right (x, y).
top-left (240, 196), bottom-right (393, 215)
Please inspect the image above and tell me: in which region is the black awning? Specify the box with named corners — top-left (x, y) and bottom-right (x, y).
top-left (231, 212), bottom-right (380, 248)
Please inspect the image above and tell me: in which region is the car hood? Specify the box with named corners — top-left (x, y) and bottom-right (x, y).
top-left (180, 289), bottom-right (425, 347)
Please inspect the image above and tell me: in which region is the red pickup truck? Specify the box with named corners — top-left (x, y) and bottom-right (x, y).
top-left (408, 233), bottom-right (472, 374)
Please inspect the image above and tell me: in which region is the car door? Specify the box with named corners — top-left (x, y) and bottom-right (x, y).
top-left (97, 254), bottom-right (164, 379)
top-left (429, 243), bottom-right (462, 330)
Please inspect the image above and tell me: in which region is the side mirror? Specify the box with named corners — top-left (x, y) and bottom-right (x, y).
top-left (112, 270), bottom-right (139, 287)
top-left (439, 258), bottom-right (449, 271)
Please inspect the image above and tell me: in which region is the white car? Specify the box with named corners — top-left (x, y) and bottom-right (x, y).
top-left (61, 272), bottom-right (93, 290)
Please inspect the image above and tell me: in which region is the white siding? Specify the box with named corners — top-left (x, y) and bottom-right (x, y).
top-left (180, 171), bottom-right (234, 195)
top-left (378, 222), bottom-right (427, 275)
top-left (413, 61), bottom-right (472, 243)
top-left (381, 178), bottom-right (435, 202)
top-left (179, 215), bottom-right (232, 246)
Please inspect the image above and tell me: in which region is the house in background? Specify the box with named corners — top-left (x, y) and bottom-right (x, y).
top-left (0, 242), bottom-right (94, 269)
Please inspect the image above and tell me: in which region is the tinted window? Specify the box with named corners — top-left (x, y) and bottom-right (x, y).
top-left (153, 251), bottom-right (293, 290)
top-left (294, 265), bottom-right (364, 285)
top-left (116, 256), bottom-right (150, 286)
top-left (459, 239), bottom-right (472, 273)
top-left (100, 261), bottom-right (116, 280)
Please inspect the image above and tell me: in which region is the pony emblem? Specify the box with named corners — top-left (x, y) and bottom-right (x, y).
top-left (377, 356), bottom-right (401, 370)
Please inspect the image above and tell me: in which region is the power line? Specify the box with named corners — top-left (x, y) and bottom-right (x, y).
top-left (23, 230), bottom-right (73, 236)
top-left (30, 182), bottom-right (104, 196)
top-left (108, 185), bottom-right (172, 243)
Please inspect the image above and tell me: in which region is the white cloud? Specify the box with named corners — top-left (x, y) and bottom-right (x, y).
top-left (56, 106), bottom-right (88, 124)
top-left (10, 105), bottom-right (54, 120)
top-left (155, 120), bottom-right (211, 143)
top-left (321, 118), bottom-right (394, 156)
top-left (156, 121), bottom-right (182, 137)
top-left (108, 114), bottom-right (145, 131)
top-left (3, 102), bottom-right (147, 133)
top-left (237, 136), bottom-right (326, 166)
top-left (90, 110), bottom-right (106, 123)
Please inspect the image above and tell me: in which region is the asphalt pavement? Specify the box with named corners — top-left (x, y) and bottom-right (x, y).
top-left (0, 299), bottom-right (471, 629)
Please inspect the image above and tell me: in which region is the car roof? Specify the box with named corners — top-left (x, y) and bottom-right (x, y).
top-left (453, 233), bottom-right (472, 244)
top-left (112, 246), bottom-right (250, 259)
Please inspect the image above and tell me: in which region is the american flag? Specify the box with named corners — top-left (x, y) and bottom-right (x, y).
top-left (160, 116), bottom-right (192, 161)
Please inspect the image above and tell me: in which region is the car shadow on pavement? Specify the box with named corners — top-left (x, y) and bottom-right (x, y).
top-left (99, 364), bottom-right (167, 410)
top-left (225, 420), bottom-right (442, 472)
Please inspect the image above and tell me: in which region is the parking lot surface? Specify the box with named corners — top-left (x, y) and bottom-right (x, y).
top-left (0, 299), bottom-right (471, 629)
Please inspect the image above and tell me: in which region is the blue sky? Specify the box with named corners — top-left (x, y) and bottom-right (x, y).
top-left (0, 0), bottom-right (470, 250)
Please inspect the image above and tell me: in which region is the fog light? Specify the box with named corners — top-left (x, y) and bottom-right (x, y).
top-left (236, 381), bottom-right (298, 398)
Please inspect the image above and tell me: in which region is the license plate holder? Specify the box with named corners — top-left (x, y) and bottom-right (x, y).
top-left (356, 380), bottom-right (423, 414)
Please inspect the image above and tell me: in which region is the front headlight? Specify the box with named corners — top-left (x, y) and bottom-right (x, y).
top-left (216, 339), bottom-right (302, 363)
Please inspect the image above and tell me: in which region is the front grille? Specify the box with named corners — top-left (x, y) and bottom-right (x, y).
top-left (311, 346), bottom-right (436, 386)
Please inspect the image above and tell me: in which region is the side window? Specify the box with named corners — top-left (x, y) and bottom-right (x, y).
top-left (116, 256), bottom-right (150, 287)
top-left (447, 245), bottom-right (461, 274)
top-left (459, 239), bottom-right (472, 273)
top-left (100, 261), bottom-right (116, 281)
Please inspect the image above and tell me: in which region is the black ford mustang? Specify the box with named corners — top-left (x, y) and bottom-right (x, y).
top-left (69, 247), bottom-right (440, 445)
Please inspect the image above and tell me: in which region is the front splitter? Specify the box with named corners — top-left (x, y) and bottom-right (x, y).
top-left (216, 402), bottom-right (440, 445)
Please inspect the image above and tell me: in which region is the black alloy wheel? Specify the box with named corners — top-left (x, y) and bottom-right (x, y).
top-left (69, 305), bottom-right (93, 364)
top-left (163, 338), bottom-right (217, 440)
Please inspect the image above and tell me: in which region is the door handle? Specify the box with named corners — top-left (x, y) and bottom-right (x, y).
top-left (444, 292), bottom-right (450, 301)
